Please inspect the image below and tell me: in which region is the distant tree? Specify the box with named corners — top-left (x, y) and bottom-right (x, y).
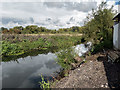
top-left (13, 26), bottom-right (24, 31)
top-left (1, 27), bottom-right (9, 34)
top-left (23, 25), bottom-right (38, 34)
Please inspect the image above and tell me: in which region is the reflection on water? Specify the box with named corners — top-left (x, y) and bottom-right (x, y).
top-left (2, 48), bottom-right (59, 62)
top-left (2, 52), bottom-right (61, 88)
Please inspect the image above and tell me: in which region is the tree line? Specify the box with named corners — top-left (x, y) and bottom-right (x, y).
top-left (0, 25), bottom-right (84, 34)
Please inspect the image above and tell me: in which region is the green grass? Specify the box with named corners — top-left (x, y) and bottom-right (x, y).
top-left (2, 36), bottom-right (82, 57)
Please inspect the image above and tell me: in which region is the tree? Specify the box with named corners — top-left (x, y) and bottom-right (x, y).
top-left (83, 2), bottom-right (115, 50)
top-left (84, 2), bottom-right (114, 41)
top-left (1, 27), bottom-right (9, 34)
top-left (13, 26), bottom-right (24, 31)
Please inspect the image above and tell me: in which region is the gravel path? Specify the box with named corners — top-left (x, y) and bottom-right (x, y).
top-left (53, 53), bottom-right (120, 88)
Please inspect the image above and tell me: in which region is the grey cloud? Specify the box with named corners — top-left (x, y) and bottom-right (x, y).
top-left (1, 2), bottom-right (94, 29)
top-left (2, 2), bottom-right (45, 15)
top-left (43, 2), bottom-right (97, 12)
top-left (2, 17), bottom-right (28, 24)
top-left (45, 60), bottom-right (59, 69)
top-left (2, 17), bottom-right (34, 25)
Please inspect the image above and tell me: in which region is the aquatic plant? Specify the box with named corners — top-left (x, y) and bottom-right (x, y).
top-left (39, 74), bottom-right (50, 89)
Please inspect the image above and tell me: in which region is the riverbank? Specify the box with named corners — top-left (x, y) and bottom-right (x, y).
top-left (2, 34), bottom-right (82, 60)
top-left (52, 52), bottom-right (120, 88)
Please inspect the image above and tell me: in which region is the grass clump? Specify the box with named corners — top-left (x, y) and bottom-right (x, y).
top-left (39, 75), bottom-right (50, 90)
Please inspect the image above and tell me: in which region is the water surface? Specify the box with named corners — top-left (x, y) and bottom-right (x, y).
top-left (2, 52), bottom-right (61, 88)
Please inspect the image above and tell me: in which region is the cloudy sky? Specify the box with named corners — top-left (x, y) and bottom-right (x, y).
top-left (0, 0), bottom-right (118, 29)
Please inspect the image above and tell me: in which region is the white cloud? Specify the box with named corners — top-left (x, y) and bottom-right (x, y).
top-left (107, 1), bottom-right (118, 12)
top-left (0, 0), bottom-right (118, 29)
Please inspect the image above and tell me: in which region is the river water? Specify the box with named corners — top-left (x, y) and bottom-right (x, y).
top-left (2, 51), bottom-right (61, 88)
top-left (1, 42), bottom-right (91, 88)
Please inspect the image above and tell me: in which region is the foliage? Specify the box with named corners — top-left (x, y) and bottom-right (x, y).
top-left (39, 74), bottom-right (50, 89)
top-left (56, 47), bottom-right (77, 70)
top-left (2, 35), bottom-right (82, 57)
top-left (2, 41), bottom-right (24, 56)
top-left (83, 2), bottom-right (115, 52)
top-left (2, 37), bottom-right (53, 56)
top-left (1, 25), bottom-right (84, 34)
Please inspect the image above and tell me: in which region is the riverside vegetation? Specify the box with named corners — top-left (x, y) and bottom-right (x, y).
top-left (55, 1), bottom-right (115, 73)
top-left (2, 35), bottom-right (82, 59)
top-left (1, 2), bottom-right (116, 89)
top-left (51, 2), bottom-right (116, 88)
top-left (1, 2), bottom-right (115, 57)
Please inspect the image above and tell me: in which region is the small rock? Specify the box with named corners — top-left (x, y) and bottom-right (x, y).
top-left (105, 85), bottom-right (108, 88)
top-left (101, 85), bottom-right (104, 87)
top-left (90, 61), bottom-right (92, 62)
top-left (83, 59), bottom-right (86, 62)
top-left (105, 83), bottom-right (108, 88)
top-left (106, 83), bottom-right (108, 85)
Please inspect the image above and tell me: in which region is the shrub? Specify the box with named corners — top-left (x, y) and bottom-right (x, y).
top-left (56, 47), bottom-right (76, 70)
top-left (39, 74), bottom-right (50, 89)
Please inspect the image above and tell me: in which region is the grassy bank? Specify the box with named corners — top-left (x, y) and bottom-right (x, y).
top-left (2, 34), bottom-right (82, 58)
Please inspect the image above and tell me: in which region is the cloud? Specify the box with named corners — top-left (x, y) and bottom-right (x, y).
top-left (43, 2), bottom-right (97, 12)
top-left (0, 0), bottom-right (117, 29)
top-left (107, 1), bottom-right (118, 13)
top-left (1, 2), bottom-right (90, 29)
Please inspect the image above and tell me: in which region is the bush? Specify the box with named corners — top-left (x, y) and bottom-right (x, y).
top-left (56, 47), bottom-right (76, 70)
top-left (39, 74), bottom-right (50, 89)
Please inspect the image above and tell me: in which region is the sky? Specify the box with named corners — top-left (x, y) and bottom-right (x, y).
top-left (0, 0), bottom-right (118, 30)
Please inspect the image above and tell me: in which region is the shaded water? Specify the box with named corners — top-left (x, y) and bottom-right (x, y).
top-left (2, 50), bottom-right (61, 88)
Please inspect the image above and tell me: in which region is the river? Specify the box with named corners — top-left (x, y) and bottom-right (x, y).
top-left (2, 51), bottom-right (61, 88)
top-left (1, 42), bottom-right (92, 88)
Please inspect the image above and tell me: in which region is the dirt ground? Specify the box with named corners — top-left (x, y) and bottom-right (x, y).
top-left (52, 53), bottom-right (120, 89)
